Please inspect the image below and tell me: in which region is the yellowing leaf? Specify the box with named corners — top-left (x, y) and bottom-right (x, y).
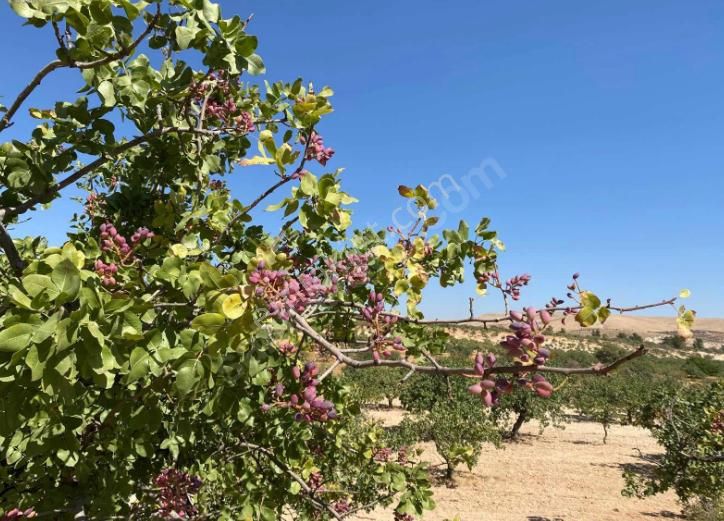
top-left (371, 245), bottom-right (391, 257)
top-left (222, 293), bottom-right (246, 320)
top-left (170, 243), bottom-right (188, 258)
top-left (239, 155), bottom-right (275, 167)
top-left (679, 289), bottom-right (691, 299)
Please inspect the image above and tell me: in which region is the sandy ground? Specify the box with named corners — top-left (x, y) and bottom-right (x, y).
top-left (351, 409), bottom-right (683, 521)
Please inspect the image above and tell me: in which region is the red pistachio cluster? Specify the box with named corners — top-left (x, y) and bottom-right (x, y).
top-left (362, 290), bottom-right (405, 362)
top-left (468, 352), bottom-right (510, 407)
top-left (153, 468), bottom-right (202, 520)
top-left (469, 305), bottom-right (557, 405)
top-left (84, 191), bottom-right (103, 216)
top-left (208, 179), bottom-right (227, 192)
top-left (0, 508), bottom-right (36, 521)
top-left (394, 512), bottom-right (415, 521)
top-left (300, 131), bottom-right (334, 166)
top-left (190, 71), bottom-right (256, 133)
top-left (332, 500), bottom-right (350, 514)
top-left (372, 446), bottom-right (409, 465)
top-left (324, 252), bottom-right (370, 288)
top-left (502, 307), bottom-right (552, 366)
top-left (249, 262), bottom-right (332, 320)
top-left (278, 362), bottom-right (338, 423)
top-left (277, 340), bottom-right (298, 355)
top-left (711, 410), bottom-right (724, 434)
top-left (478, 271), bottom-right (532, 301)
top-left (99, 222), bottom-right (154, 261)
top-left (307, 471), bottom-right (324, 492)
top-left (94, 259), bottom-right (118, 287)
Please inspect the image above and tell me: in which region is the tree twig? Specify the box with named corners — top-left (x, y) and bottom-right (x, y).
top-left (0, 211), bottom-right (25, 276)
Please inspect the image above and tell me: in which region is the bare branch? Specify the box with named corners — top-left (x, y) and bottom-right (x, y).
top-left (309, 297), bottom-right (678, 328)
top-left (0, 211), bottom-right (25, 276)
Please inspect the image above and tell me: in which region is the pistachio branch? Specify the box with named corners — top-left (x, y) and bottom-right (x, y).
top-left (288, 309), bottom-right (648, 377)
top-left (0, 6), bottom-right (160, 134)
top-left (0, 211), bottom-right (25, 276)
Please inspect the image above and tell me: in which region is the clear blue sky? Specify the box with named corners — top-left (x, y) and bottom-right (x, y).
top-left (2, 1), bottom-right (723, 317)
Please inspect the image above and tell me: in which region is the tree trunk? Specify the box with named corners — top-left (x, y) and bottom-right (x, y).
top-left (444, 459), bottom-right (456, 487)
top-left (509, 409), bottom-right (528, 440)
top-left (602, 422), bottom-right (609, 444)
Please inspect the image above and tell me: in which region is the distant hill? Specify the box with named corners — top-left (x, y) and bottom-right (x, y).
top-left (479, 313), bottom-right (724, 335)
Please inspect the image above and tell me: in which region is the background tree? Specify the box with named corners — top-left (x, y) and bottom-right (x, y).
top-left (623, 382), bottom-right (723, 517)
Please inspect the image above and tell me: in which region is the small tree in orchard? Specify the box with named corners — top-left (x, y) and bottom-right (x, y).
top-left (623, 382), bottom-right (723, 516)
top-left (0, 1), bottom-right (694, 519)
top-left (403, 400), bottom-right (501, 484)
top-left (491, 379), bottom-right (566, 440)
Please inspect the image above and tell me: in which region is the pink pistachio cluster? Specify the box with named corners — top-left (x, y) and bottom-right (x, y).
top-left (468, 352), bottom-right (511, 407)
top-left (249, 262), bottom-right (332, 320)
top-left (300, 131), bottom-right (334, 166)
top-left (208, 179), bottom-right (227, 192)
top-left (153, 468), bottom-right (203, 520)
top-left (469, 306), bottom-right (557, 405)
top-left (99, 222), bottom-right (154, 261)
top-left (307, 471), bottom-right (324, 493)
top-left (711, 410), bottom-right (724, 434)
top-left (277, 340), bottom-right (298, 355)
top-left (502, 307), bottom-right (552, 366)
top-left (94, 259), bottom-right (118, 287)
top-left (362, 290), bottom-right (405, 362)
top-left (333, 500), bottom-right (350, 514)
top-left (281, 362), bottom-right (338, 423)
top-left (190, 71), bottom-right (256, 133)
top-left (394, 513), bottom-right (415, 521)
top-left (478, 271), bottom-right (532, 301)
top-left (0, 508), bottom-right (36, 521)
top-left (324, 252), bottom-right (371, 288)
top-left (373, 446), bottom-right (410, 465)
top-left (84, 191), bottom-right (103, 216)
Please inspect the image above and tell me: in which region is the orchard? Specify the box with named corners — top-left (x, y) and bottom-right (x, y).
top-left (0, 1), bottom-right (702, 520)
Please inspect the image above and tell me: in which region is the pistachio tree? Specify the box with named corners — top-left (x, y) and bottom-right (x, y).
top-left (0, 1), bottom-right (693, 519)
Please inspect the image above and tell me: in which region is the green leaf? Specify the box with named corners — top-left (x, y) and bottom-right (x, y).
top-left (128, 347), bottom-right (153, 383)
top-left (0, 323), bottom-right (35, 352)
top-left (190, 313), bottom-right (225, 334)
top-left (245, 53), bottom-right (265, 75)
top-left (23, 274), bottom-right (59, 299)
top-left (199, 262), bottom-right (222, 289)
top-left (97, 80), bottom-right (116, 106)
top-left (51, 259), bottom-right (81, 304)
top-left (9, 0), bottom-right (37, 18)
top-left (175, 26), bottom-right (198, 50)
top-left (175, 359), bottom-right (204, 395)
top-left (300, 173), bottom-right (317, 196)
top-left (202, 0), bottom-right (220, 22)
top-left (170, 243), bottom-right (189, 258)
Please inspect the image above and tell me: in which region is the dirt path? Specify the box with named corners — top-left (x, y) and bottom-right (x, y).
top-left (352, 409), bottom-right (682, 521)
